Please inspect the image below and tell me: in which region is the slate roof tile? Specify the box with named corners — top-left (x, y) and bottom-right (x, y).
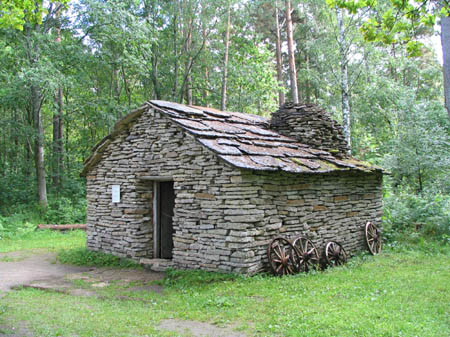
top-left (202, 120), bottom-right (246, 134)
top-left (81, 100), bottom-right (382, 176)
top-left (197, 139), bottom-right (242, 155)
top-left (146, 100), bottom-right (381, 175)
top-left (172, 118), bottom-right (211, 131)
top-left (218, 155), bottom-right (277, 171)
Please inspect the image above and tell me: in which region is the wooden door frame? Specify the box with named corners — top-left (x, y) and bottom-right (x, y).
top-left (151, 178), bottom-right (174, 259)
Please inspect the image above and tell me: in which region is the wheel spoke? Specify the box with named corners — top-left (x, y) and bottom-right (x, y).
top-left (268, 237), bottom-right (300, 275)
top-left (325, 241), bottom-right (347, 267)
top-left (273, 245), bottom-right (283, 259)
top-left (329, 245), bottom-right (336, 255)
top-left (276, 264), bottom-right (283, 273)
top-left (365, 222), bottom-right (382, 255)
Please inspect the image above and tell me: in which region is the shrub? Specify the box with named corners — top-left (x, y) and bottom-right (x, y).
top-left (44, 197), bottom-right (86, 224)
top-left (0, 214), bottom-right (36, 240)
top-left (383, 191), bottom-right (450, 242)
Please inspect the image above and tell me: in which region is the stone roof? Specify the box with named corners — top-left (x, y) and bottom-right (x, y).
top-left (81, 100), bottom-right (381, 176)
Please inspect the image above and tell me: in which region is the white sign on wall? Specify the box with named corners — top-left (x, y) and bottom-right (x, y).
top-left (112, 185), bottom-right (121, 203)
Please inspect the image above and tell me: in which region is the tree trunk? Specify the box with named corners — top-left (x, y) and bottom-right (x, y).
top-left (151, 51), bottom-right (161, 100)
top-left (121, 65), bottom-right (131, 106)
top-left (12, 109), bottom-right (19, 174)
top-left (221, 2), bottom-right (232, 111)
top-left (337, 7), bottom-right (351, 154)
top-left (285, 0), bottom-right (299, 103)
top-left (185, 26), bottom-right (193, 105)
top-left (53, 86), bottom-right (64, 187)
top-left (0, 111), bottom-right (4, 178)
top-left (143, 1), bottom-right (161, 100)
top-left (305, 52), bottom-right (311, 103)
top-left (24, 107), bottom-right (33, 176)
top-left (172, 1), bottom-right (179, 101)
top-left (178, 3), bottom-right (194, 104)
top-left (25, 21), bottom-right (47, 208)
top-left (204, 65), bottom-right (210, 107)
top-left (441, 13), bottom-right (450, 118)
top-left (275, 2), bottom-right (285, 106)
top-left (32, 85), bottom-right (47, 208)
top-left (53, 6), bottom-right (64, 188)
top-left (181, 2), bottom-right (194, 106)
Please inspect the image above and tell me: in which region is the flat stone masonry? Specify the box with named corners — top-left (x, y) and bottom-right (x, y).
top-left (86, 106), bottom-right (382, 274)
top-left (271, 102), bottom-right (350, 158)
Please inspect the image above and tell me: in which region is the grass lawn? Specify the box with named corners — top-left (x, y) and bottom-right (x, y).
top-left (0, 231), bottom-right (449, 337)
top-left (0, 230), bottom-right (85, 253)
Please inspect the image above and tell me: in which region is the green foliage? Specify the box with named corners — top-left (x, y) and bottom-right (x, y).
top-left (0, 181), bottom-right (86, 239)
top-left (0, 0), bottom-right (45, 30)
top-left (43, 197), bottom-right (86, 225)
top-left (0, 0), bottom-right (448, 252)
top-left (0, 214), bottom-right (35, 240)
top-left (383, 190), bottom-right (450, 242)
top-left (329, 0), bottom-right (447, 57)
top-left (57, 247), bottom-right (142, 269)
top-left (382, 98), bottom-right (450, 193)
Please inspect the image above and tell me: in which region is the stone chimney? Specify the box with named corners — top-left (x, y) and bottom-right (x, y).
top-left (270, 102), bottom-right (349, 158)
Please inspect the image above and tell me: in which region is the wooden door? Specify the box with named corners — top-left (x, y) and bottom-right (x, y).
top-left (159, 181), bottom-right (175, 259)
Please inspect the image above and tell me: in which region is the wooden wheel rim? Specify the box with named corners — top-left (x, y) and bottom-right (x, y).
top-left (291, 236), bottom-right (320, 272)
top-left (365, 222), bottom-right (382, 255)
top-left (267, 237), bottom-right (298, 276)
top-left (325, 241), bottom-right (347, 266)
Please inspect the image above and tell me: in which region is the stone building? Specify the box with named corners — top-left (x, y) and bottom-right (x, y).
top-left (81, 100), bottom-right (383, 274)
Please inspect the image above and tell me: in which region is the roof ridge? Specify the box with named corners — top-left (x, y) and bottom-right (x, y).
top-left (80, 100), bottom-right (383, 177)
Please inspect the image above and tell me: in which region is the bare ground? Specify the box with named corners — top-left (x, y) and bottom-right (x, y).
top-left (158, 319), bottom-right (249, 337)
top-left (0, 251), bottom-right (248, 336)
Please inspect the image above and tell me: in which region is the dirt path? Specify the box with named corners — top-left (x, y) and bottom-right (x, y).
top-left (0, 252), bottom-right (91, 294)
top-left (0, 252), bottom-right (248, 337)
top-left (0, 251), bottom-right (165, 296)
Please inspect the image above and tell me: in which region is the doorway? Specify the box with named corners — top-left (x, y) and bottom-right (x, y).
top-left (154, 181), bottom-right (175, 259)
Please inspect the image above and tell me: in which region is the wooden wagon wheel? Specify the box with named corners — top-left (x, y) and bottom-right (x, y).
top-left (365, 222), bottom-right (382, 255)
top-left (324, 241), bottom-right (347, 267)
top-left (267, 237), bottom-right (299, 276)
top-left (291, 236), bottom-right (320, 272)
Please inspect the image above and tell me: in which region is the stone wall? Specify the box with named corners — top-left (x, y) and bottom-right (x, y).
top-left (270, 103), bottom-right (350, 158)
top-left (225, 170), bottom-right (382, 274)
top-left (86, 107), bottom-right (382, 274)
top-left (86, 107), bottom-right (242, 265)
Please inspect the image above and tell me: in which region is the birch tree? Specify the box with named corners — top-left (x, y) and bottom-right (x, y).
top-left (275, 1), bottom-right (285, 106)
top-left (441, 13), bottom-right (450, 117)
top-left (285, 0), bottom-right (299, 103)
top-left (337, 7), bottom-right (351, 153)
top-left (221, 1), bottom-right (232, 111)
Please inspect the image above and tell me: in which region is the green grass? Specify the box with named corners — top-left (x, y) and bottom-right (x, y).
top-left (0, 229), bottom-right (86, 253)
top-left (0, 232), bottom-right (449, 337)
top-left (57, 247), bottom-right (142, 269)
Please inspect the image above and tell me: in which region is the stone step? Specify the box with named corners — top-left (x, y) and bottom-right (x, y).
top-left (140, 258), bottom-right (174, 272)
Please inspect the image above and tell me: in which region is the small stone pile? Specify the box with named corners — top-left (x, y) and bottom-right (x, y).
top-left (270, 103), bottom-right (350, 158)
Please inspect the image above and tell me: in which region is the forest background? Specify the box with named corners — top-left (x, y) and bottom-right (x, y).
top-left (0, 0), bottom-right (448, 243)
